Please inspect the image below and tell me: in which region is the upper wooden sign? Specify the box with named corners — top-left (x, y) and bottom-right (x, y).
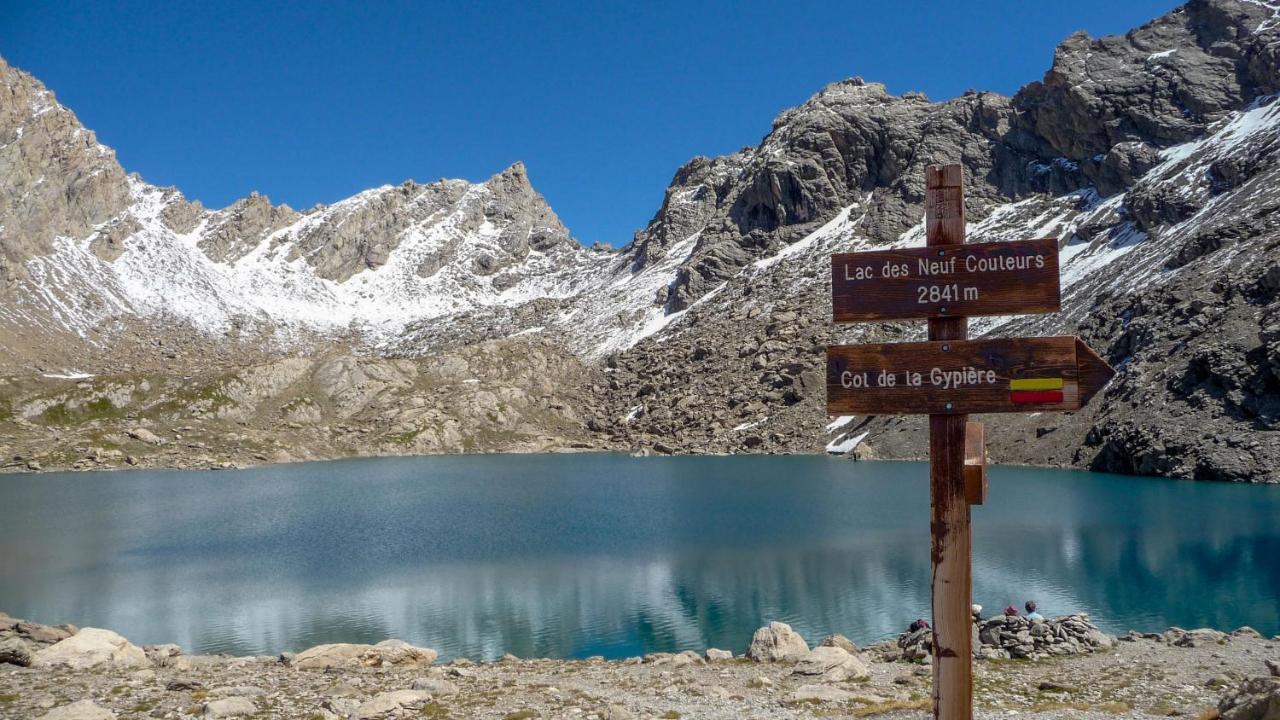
top-left (825, 335), bottom-right (1114, 415)
top-left (831, 237), bottom-right (1062, 322)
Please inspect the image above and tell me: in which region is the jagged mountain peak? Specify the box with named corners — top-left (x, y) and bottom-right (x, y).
top-left (0, 54), bottom-right (131, 285)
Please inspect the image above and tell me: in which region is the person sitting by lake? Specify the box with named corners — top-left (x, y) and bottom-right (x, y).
top-left (971, 604), bottom-right (983, 621)
top-left (1025, 600), bottom-right (1044, 621)
top-left (1003, 604), bottom-right (1019, 617)
top-left (909, 618), bottom-right (930, 632)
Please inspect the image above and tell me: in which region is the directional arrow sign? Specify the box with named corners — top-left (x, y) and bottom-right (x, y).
top-left (831, 237), bottom-right (1061, 322)
top-left (826, 336), bottom-right (1114, 415)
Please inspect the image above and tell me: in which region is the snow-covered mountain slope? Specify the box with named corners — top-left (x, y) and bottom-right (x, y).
top-left (9, 169), bottom-right (601, 346)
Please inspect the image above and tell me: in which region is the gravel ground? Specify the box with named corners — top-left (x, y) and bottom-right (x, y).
top-left (1, 629), bottom-right (1277, 719)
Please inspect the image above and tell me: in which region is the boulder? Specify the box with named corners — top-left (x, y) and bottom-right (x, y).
top-left (125, 428), bottom-right (164, 445)
top-left (818, 633), bottom-right (859, 654)
top-left (16, 621), bottom-right (73, 644)
top-left (0, 637), bottom-right (34, 666)
top-left (352, 690), bottom-right (433, 720)
top-left (36, 700), bottom-right (116, 720)
top-left (411, 677), bottom-right (458, 695)
top-left (291, 639), bottom-right (437, 669)
top-left (144, 643), bottom-right (183, 666)
top-left (202, 697), bottom-right (257, 718)
top-left (1171, 628), bottom-right (1227, 648)
top-left (31, 628), bottom-right (148, 669)
top-left (791, 645), bottom-right (870, 682)
top-left (1217, 676), bottom-right (1280, 720)
top-left (746, 621), bottom-right (809, 662)
top-left (704, 648), bottom-right (733, 661)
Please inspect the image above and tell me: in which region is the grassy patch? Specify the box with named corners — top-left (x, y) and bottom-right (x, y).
top-left (0, 693), bottom-right (18, 703)
top-left (420, 702), bottom-right (451, 718)
top-left (502, 711), bottom-right (539, 720)
top-left (389, 428), bottom-right (422, 445)
top-left (661, 712), bottom-right (681, 719)
top-left (39, 397), bottom-right (124, 425)
top-left (1028, 701), bottom-right (1131, 714)
top-left (853, 699), bottom-right (931, 716)
top-left (145, 381), bottom-right (235, 419)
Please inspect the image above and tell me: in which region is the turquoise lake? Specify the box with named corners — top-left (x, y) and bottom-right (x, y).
top-left (1, 454), bottom-right (1277, 660)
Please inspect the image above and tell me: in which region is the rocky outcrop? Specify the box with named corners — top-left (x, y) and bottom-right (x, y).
top-left (1217, 676), bottom-right (1280, 720)
top-left (30, 628), bottom-right (148, 670)
top-left (290, 640), bottom-right (438, 669)
top-left (892, 614), bottom-right (1115, 662)
top-left (791, 645), bottom-right (870, 682)
top-left (0, 58), bottom-right (130, 291)
top-left (745, 621), bottom-right (810, 662)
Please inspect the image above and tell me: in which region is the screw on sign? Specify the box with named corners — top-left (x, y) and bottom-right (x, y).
top-left (824, 165), bottom-right (1115, 720)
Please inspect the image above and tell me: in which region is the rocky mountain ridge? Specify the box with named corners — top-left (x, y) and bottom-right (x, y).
top-left (0, 0), bottom-right (1277, 480)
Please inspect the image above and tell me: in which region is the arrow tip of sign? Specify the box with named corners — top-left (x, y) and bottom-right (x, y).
top-left (1075, 337), bottom-right (1116, 407)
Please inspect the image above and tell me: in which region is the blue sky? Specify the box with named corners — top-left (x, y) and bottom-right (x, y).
top-left (1, 1), bottom-right (1178, 246)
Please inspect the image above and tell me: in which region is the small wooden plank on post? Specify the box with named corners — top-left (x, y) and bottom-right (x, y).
top-left (830, 237), bottom-right (1061, 322)
top-left (964, 422), bottom-right (987, 506)
top-left (825, 336), bottom-right (1112, 416)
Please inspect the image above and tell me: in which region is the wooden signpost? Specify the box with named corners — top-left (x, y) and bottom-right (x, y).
top-left (824, 164), bottom-right (1115, 720)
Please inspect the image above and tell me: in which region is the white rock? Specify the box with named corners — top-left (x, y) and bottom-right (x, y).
top-left (202, 697), bottom-right (257, 718)
top-left (126, 427), bottom-right (163, 445)
top-left (704, 648), bottom-right (733, 661)
top-left (792, 645), bottom-right (870, 682)
top-left (353, 690), bottom-right (433, 719)
top-left (292, 639), bottom-right (438, 669)
top-left (31, 628), bottom-right (148, 669)
top-left (36, 700), bottom-right (116, 720)
top-left (411, 677), bottom-right (458, 695)
top-left (746, 621), bottom-right (809, 662)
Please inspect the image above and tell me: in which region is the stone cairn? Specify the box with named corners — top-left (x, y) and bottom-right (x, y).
top-left (889, 613), bottom-right (1115, 663)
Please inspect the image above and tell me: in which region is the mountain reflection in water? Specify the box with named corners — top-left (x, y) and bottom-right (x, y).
top-left (1, 454), bottom-right (1276, 659)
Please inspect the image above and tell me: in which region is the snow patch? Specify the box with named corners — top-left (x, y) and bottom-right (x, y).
top-left (826, 431), bottom-right (868, 454)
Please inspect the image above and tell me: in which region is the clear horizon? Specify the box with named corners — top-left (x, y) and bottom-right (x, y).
top-left (1, 0), bottom-right (1178, 246)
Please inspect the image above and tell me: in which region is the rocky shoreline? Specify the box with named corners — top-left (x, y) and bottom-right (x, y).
top-left (3, 612), bottom-right (1278, 720)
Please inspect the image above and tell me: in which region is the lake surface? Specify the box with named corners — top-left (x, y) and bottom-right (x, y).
top-left (1, 455), bottom-right (1277, 660)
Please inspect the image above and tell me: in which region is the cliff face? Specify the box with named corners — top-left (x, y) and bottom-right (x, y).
top-left (0, 1), bottom-right (1277, 480)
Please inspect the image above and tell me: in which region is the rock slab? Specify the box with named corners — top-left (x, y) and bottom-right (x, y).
top-left (31, 628), bottom-right (147, 670)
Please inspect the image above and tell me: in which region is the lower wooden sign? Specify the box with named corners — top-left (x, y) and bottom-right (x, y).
top-left (826, 336), bottom-right (1114, 415)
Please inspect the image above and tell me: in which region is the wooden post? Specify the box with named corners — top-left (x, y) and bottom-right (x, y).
top-left (925, 164), bottom-right (972, 720)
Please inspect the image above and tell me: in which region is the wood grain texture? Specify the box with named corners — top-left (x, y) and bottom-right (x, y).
top-left (831, 238), bottom-right (1061, 322)
top-left (826, 336), bottom-right (1086, 415)
top-left (964, 421), bottom-right (987, 506)
top-left (926, 163), bottom-right (972, 720)
top-left (926, 164), bottom-right (965, 246)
